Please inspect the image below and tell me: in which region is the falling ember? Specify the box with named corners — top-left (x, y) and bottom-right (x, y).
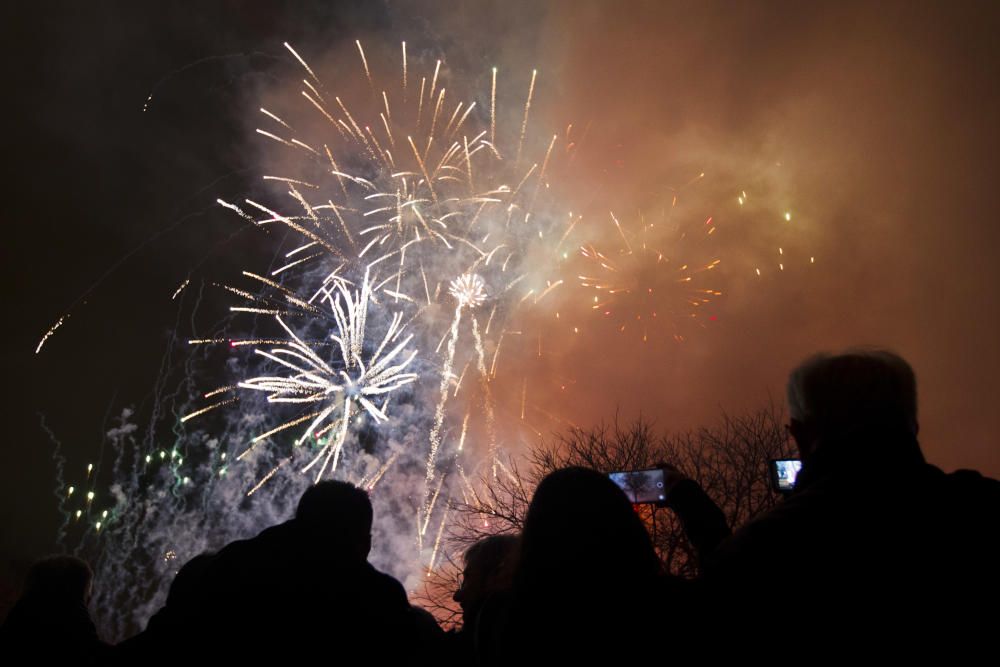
top-left (364, 452), bottom-right (399, 491)
top-left (246, 458), bottom-right (291, 497)
top-left (35, 313), bottom-right (69, 354)
top-left (401, 41), bottom-right (407, 97)
top-left (171, 279), bottom-right (191, 300)
top-left (355, 40), bottom-right (374, 90)
top-left (283, 42), bottom-right (319, 82)
top-left (180, 397), bottom-right (238, 423)
top-left (490, 67), bottom-right (497, 145)
top-left (516, 69), bottom-right (538, 164)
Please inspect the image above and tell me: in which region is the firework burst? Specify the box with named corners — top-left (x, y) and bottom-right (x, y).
top-left (178, 40), bottom-right (581, 531)
top-left (219, 41), bottom-right (572, 311)
top-left (577, 204), bottom-right (722, 343)
top-left (448, 273), bottom-right (488, 308)
top-left (190, 273), bottom-right (418, 482)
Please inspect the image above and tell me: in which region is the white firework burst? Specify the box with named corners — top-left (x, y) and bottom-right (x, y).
top-left (449, 273), bottom-right (487, 308)
top-left (239, 275), bottom-right (418, 480)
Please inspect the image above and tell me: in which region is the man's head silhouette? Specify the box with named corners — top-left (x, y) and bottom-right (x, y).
top-left (295, 480), bottom-right (373, 559)
top-left (787, 349), bottom-right (920, 465)
top-left (23, 555), bottom-right (94, 605)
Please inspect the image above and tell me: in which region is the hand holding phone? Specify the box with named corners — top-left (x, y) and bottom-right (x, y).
top-left (608, 468), bottom-right (668, 505)
top-left (657, 462), bottom-right (688, 491)
top-left (770, 459), bottom-right (802, 493)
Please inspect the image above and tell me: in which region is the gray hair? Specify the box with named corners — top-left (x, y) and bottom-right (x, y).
top-left (787, 349), bottom-right (918, 435)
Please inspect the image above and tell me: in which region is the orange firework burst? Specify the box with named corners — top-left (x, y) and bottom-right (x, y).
top-left (577, 204), bottom-right (722, 343)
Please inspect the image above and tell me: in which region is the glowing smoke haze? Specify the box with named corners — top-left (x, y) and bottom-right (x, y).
top-left (21, 1), bottom-right (1000, 640)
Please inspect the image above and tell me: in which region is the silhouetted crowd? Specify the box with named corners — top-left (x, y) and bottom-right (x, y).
top-left (3, 350), bottom-right (999, 664)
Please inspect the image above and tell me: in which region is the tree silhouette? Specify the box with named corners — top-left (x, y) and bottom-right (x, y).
top-left (416, 404), bottom-right (795, 621)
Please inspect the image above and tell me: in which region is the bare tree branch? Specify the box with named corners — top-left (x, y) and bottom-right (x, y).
top-left (419, 403), bottom-right (795, 615)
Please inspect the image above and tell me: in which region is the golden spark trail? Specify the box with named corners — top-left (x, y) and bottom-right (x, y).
top-left (448, 102), bottom-right (476, 141)
top-left (356, 40), bottom-right (374, 92)
top-left (429, 505), bottom-right (450, 571)
top-left (610, 211), bottom-right (632, 253)
top-left (495, 456), bottom-right (518, 483)
top-left (485, 305), bottom-right (498, 334)
top-left (417, 77), bottom-right (426, 127)
top-left (453, 363), bottom-right (469, 396)
top-left (171, 279), bottom-right (190, 300)
top-left (284, 42), bottom-right (319, 82)
top-left (364, 452), bottom-right (400, 491)
top-left (246, 458), bottom-right (290, 497)
top-left (471, 314), bottom-right (498, 477)
top-left (36, 314), bottom-right (69, 354)
top-left (458, 412), bottom-right (470, 451)
top-left (180, 398), bottom-right (239, 423)
top-left (425, 303), bottom-right (463, 505)
top-left (245, 411), bottom-right (324, 444)
top-left (260, 107), bottom-right (291, 129)
top-left (516, 69), bottom-right (537, 164)
top-left (408, 135), bottom-right (437, 203)
top-left (401, 41), bottom-right (407, 99)
top-left (490, 67), bottom-right (497, 146)
top-left (422, 473), bottom-right (446, 536)
top-left (429, 60), bottom-right (441, 108)
top-left (382, 91), bottom-right (392, 125)
top-left (489, 331), bottom-right (506, 377)
top-left (528, 134), bottom-right (558, 216)
top-left (303, 79), bottom-right (326, 105)
top-left (535, 280), bottom-right (563, 303)
top-left (242, 272), bottom-right (318, 311)
top-left (429, 88), bottom-right (446, 142)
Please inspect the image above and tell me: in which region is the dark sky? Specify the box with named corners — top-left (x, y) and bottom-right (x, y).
top-left (2, 0), bottom-right (999, 591)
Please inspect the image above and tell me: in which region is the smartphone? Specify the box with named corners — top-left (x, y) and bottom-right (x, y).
top-left (608, 468), bottom-right (667, 504)
top-left (770, 459), bottom-right (802, 493)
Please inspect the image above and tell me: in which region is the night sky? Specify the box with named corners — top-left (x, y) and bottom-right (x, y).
top-left (3, 0), bottom-right (999, 602)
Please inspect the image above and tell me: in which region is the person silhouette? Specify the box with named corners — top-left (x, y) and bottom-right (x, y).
top-left (0, 555), bottom-right (108, 665)
top-left (117, 480), bottom-right (440, 664)
top-left (480, 467), bottom-right (691, 664)
top-left (703, 349), bottom-right (1000, 657)
top-left (444, 534), bottom-right (518, 664)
